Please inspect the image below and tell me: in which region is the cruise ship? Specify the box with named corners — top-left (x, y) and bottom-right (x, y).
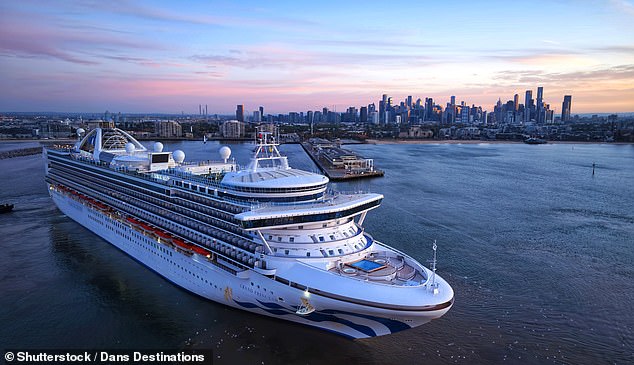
top-left (44, 123), bottom-right (453, 339)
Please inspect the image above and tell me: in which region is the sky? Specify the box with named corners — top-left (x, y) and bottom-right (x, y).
top-left (1, 0), bottom-right (633, 115)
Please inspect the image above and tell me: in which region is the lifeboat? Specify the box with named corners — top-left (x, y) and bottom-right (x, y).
top-left (126, 216), bottom-right (140, 225)
top-left (138, 222), bottom-right (154, 231)
top-left (94, 201), bottom-right (108, 210)
top-left (191, 245), bottom-right (211, 257)
top-left (172, 238), bottom-right (192, 250)
top-left (155, 230), bottom-right (172, 239)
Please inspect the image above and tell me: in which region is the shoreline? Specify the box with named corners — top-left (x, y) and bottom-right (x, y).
top-left (1, 138), bottom-right (631, 146)
top-left (363, 139), bottom-right (632, 145)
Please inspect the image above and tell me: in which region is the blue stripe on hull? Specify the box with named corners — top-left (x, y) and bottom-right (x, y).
top-left (233, 299), bottom-right (411, 338)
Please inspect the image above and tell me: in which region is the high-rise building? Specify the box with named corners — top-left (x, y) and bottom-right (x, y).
top-left (307, 111), bottom-right (314, 124)
top-left (259, 106), bottom-right (264, 119)
top-left (156, 120), bottom-right (182, 138)
top-left (425, 98), bottom-right (434, 120)
top-left (514, 94), bottom-right (519, 112)
top-left (407, 95), bottom-right (413, 108)
top-left (360, 106), bottom-right (368, 123)
top-left (252, 110), bottom-right (261, 123)
top-left (379, 100), bottom-right (386, 123)
top-left (561, 95), bottom-right (572, 122)
top-left (221, 120), bottom-right (245, 138)
top-left (236, 105), bottom-right (244, 122)
top-left (536, 86), bottom-right (544, 124)
top-left (524, 90), bottom-right (533, 122)
top-left (370, 111), bottom-right (379, 125)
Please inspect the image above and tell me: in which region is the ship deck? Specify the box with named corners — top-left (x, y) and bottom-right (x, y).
top-left (329, 251), bottom-right (427, 286)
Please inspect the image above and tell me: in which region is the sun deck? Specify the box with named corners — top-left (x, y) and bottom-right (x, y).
top-left (330, 251), bottom-right (428, 286)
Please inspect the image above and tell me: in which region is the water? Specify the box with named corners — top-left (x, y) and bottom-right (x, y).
top-left (1, 141), bottom-right (632, 364)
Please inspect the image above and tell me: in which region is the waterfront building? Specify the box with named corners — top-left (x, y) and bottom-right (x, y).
top-left (220, 120), bottom-right (245, 138)
top-left (157, 120), bottom-right (182, 138)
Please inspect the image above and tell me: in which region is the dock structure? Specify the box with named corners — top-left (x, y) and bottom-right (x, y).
top-left (301, 139), bottom-right (384, 181)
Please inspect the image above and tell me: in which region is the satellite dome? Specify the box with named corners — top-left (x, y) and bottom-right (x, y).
top-left (76, 128), bottom-right (85, 136)
top-left (219, 146), bottom-right (231, 162)
top-left (173, 149), bottom-right (185, 164)
top-left (125, 142), bottom-right (136, 154)
top-left (153, 142), bottom-right (164, 152)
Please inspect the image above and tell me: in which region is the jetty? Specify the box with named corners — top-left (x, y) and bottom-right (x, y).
top-left (301, 138), bottom-right (384, 181)
top-left (0, 146), bottom-right (43, 160)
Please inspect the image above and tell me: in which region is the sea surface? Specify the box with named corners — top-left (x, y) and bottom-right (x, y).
top-left (0, 141), bottom-right (632, 364)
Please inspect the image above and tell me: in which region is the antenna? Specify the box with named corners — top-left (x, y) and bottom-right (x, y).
top-left (431, 240), bottom-right (438, 294)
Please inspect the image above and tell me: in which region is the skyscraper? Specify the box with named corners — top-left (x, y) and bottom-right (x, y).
top-left (259, 106), bottom-right (264, 119)
top-left (536, 87), bottom-right (544, 124)
top-left (236, 104), bottom-right (244, 122)
top-left (360, 106), bottom-right (368, 123)
top-left (561, 95), bottom-right (572, 122)
top-left (524, 90), bottom-right (533, 122)
top-left (425, 98), bottom-right (434, 121)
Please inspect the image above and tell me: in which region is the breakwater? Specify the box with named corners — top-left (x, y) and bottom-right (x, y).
top-left (0, 147), bottom-right (43, 160)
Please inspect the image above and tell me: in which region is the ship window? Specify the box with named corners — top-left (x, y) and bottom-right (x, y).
top-left (319, 236), bottom-right (324, 242)
top-left (322, 223), bottom-right (327, 228)
top-left (298, 225), bottom-right (303, 230)
top-left (284, 249), bottom-right (289, 255)
top-left (277, 237), bottom-right (282, 242)
top-left (338, 249), bottom-right (343, 254)
top-left (328, 249), bottom-right (334, 255)
top-left (289, 237), bottom-right (294, 243)
top-left (306, 252), bottom-right (310, 257)
top-left (268, 235), bottom-right (272, 240)
top-left (330, 235), bottom-right (335, 240)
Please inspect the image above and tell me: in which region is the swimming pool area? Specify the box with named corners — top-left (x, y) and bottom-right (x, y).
top-left (348, 259), bottom-right (386, 272)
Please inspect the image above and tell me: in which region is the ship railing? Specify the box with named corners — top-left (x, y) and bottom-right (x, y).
top-left (326, 188), bottom-right (370, 196)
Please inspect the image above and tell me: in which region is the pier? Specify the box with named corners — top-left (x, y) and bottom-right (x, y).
top-left (301, 139), bottom-right (384, 181)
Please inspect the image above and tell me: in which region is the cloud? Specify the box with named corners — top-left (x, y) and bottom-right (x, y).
top-left (608, 0), bottom-right (634, 15)
top-left (494, 64), bottom-right (634, 84)
top-left (75, 0), bottom-right (316, 30)
top-left (0, 8), bottom-right (161, 66)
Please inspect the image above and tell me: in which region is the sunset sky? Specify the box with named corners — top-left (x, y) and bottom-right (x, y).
top-left (1, 0), bottom-right (633, 114)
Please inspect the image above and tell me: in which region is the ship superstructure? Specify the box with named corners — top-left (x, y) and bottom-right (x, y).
top-left (44, 124), bottom-right (453, 338)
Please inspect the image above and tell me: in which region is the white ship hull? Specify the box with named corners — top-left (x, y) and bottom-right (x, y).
top-left (49, 187), bottom-right (449, 338)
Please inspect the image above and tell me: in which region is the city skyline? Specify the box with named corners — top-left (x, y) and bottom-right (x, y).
top-left (1, 0), bottom-right (633, 114)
